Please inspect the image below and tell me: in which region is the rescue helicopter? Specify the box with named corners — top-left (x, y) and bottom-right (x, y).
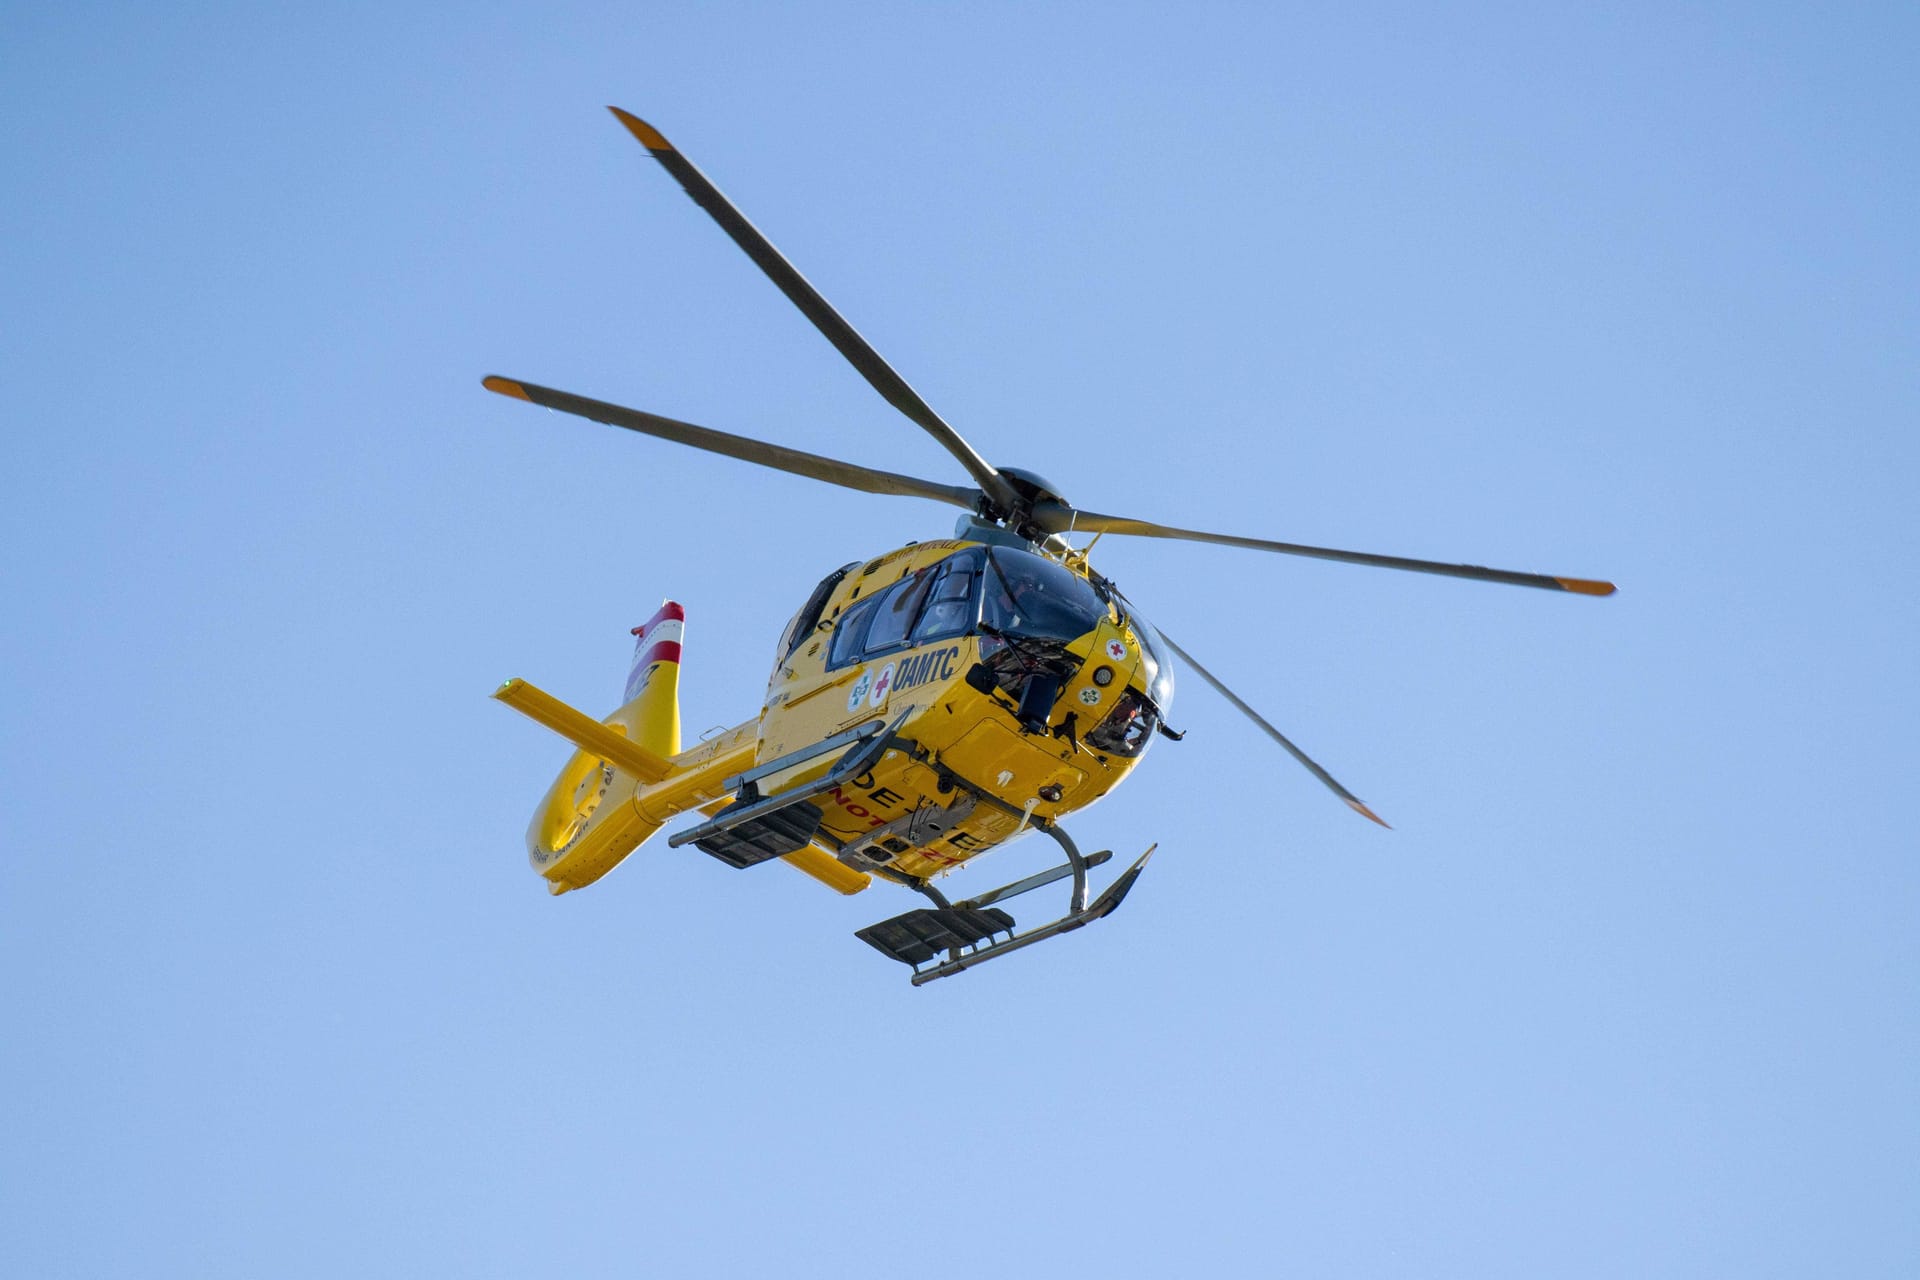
top-left (484, 108), bottom-right (1615, 985)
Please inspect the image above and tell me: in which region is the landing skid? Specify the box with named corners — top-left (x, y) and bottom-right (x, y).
top-left (664, 714), bottom-right (1157, 985)
top-left (860, 823), bottom-right (1157, 986)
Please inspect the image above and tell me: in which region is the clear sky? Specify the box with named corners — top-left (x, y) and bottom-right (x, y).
top-left (4, 3), bottom-right (1915, 1276)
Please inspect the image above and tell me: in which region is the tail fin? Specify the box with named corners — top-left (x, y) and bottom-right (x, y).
top-left (520, 601), bottom-right (687, 894)
top-left (614, 602), bottom-right (685, 756)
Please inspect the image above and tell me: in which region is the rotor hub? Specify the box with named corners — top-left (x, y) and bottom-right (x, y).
top-left (986, 465), bottom-right (1073, 539)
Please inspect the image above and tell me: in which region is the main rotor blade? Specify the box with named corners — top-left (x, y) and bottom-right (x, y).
top-left (483, 376), bottom-right (981, 510)
top-left (1035, 503), bottom-right (1614, 596)
top-left (1155, 630), bottom-right (1390, 828)
top-left (607, 108), bottom-right (1022, 515)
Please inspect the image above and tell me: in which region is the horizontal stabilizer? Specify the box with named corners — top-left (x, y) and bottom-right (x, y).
top-left (493, 678), bottom-right (672, 784)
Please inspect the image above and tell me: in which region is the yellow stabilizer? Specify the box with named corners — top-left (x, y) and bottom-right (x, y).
top-left (495, 678), bottom-right (675, 893)
top-left (493, 679), bottom-right (670, 783)
top-left (782, 847), bottom-right (873, 896)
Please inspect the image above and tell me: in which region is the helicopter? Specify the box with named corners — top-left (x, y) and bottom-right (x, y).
top-left (485, 108), bottom-right (1615, 985)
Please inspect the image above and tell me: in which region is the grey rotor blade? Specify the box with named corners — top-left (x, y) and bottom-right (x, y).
top-left (483, 376), bottom-right (981, 510)
top-left (1034, 502), bottom-right (1614, 596)
top-left (607, 108), bottom-right (1022, 516)
top-left (1155, 630), bottom-right (1389, 828)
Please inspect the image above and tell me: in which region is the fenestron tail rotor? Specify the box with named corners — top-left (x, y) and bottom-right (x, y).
top-left (606, 107), bottom-right (1023, 517)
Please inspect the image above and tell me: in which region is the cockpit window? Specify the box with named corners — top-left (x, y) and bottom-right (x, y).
top-left (982, 548), bottom-right (1110, 644)
top-left (779, 562), bottom-right (857, 662)
top-left (1128, 609), bottom-right (1176, 710)
top-left (863, 567), bottom-right (936, 653)
top-left (911, 549), bottom-right (982, 643)
top-left (826, 550), bottom-right (988, 669)
top-left (1087, 688), bottom-right (1159, 758)
top-left (826, 594), bottom-right (881, 669)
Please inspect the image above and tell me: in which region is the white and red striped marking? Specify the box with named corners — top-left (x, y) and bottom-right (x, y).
top-left (625, 600), bottom-right (685, 699)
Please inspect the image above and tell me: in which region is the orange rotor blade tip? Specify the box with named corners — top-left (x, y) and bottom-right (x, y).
top-left (482, 375), bottom-right (530, 400)
top-left (607, 106), bottom-right (672, 151)
top-left (1348, 798), bottom-right (1392, 829)
top-left (1557, 577), bottom-right (1618, 597)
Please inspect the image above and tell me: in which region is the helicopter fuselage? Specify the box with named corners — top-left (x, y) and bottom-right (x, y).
top-left (751, 535), bottom-right (1173, 884)
top-left (498, 532), bottom-right (1176, 900)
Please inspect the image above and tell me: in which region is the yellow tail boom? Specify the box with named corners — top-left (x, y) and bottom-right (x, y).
top-left (495, 602), bottom-right (869, 896)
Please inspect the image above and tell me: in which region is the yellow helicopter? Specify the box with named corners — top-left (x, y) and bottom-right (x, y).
top-left (484, 108), bottom-right (1615, 985)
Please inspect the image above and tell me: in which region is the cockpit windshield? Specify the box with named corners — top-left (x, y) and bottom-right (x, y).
top-left (1126, 608), bottom-right (1176, 711)
top-left (982, 548), bottom-right (1110, 645)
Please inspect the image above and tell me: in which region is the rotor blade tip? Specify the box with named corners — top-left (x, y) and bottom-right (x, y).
top-left (1347, 797), bottom-right (1392, 829)
top-left (482, 375), bottom-right (531, 401)
top-left (1557, 577), bottom-right (1617, 597)
top-left (607, 106), bottom-right (672, 151)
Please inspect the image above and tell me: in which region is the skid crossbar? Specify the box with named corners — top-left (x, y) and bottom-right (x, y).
top-left (905, 843), bottom-right (1156, 986)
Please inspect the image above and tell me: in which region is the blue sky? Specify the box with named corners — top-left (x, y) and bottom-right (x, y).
top-left (3, 3), bottom-right (1915, 1275)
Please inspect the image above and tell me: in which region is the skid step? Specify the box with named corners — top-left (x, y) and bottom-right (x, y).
top-left (670, 710), bottom-right (908, 866)
top-left (856, 838), bottom-right (1158, 986)
top-left (693, 800), bottom-right (823, 868)
top-left (856, 906), bottom-right (1016, 968)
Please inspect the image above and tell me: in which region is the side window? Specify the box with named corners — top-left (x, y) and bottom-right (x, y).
top-left (778, 563), bottom-right (856, 662)
top-left (912, 551), bottom-right (980, 643)
top-left (825, 551), bottom-right (982, 669)
top-left (827, 595), bottom-right (881, 669)
top-left (862, 569), bottom-right (935, 654)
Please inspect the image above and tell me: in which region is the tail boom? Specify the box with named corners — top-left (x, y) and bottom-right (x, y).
top-left (495, 676), bottom-right (759, 894)
top-left (496, 600), bottom-right (870, 897)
